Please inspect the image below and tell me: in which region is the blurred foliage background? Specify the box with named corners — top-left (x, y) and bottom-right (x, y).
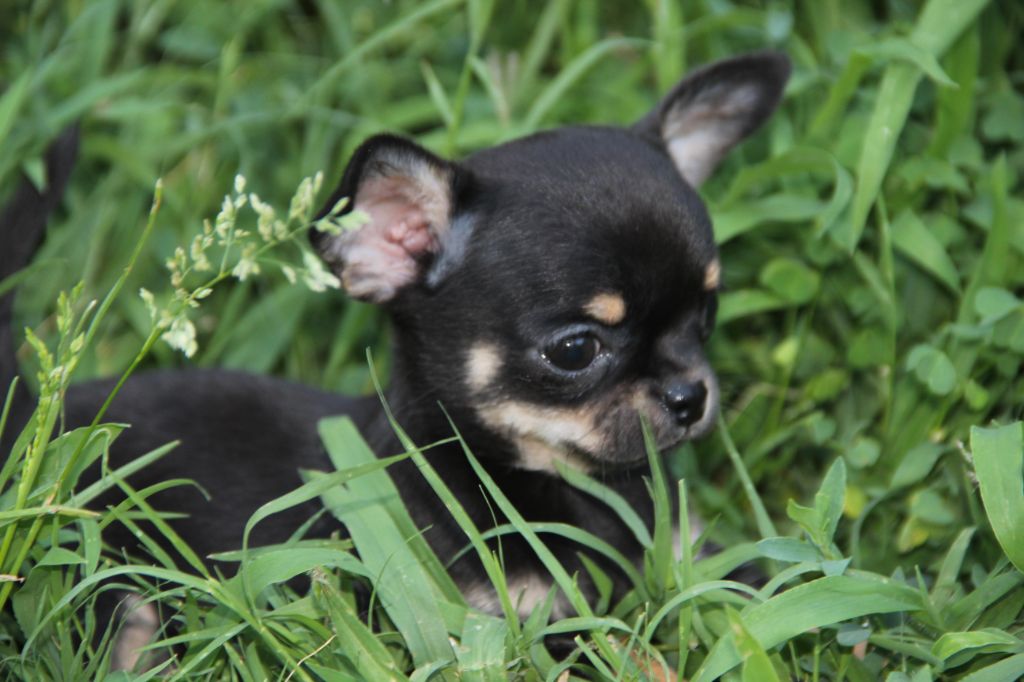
top-left (3, 0), bottom-right (1024, 678)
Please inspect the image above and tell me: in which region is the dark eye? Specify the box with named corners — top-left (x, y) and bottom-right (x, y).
top-left (543, 333), bottom-right (600, 371)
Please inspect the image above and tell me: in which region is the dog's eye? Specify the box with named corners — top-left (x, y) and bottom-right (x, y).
top-left (543, 333), bottom-right (600, 372)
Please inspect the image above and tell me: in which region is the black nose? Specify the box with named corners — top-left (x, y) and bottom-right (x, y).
top-left (662, 381), bottom-right (707, 427)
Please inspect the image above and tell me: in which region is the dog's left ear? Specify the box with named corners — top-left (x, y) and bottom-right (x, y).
top-left (633, 51), bottom-right (790, 187)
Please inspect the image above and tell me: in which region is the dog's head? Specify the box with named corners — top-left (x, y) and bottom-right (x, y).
top-left (312, 52), bottom-right (790, 473)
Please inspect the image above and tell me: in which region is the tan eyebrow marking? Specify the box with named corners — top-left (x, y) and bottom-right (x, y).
top-left (704, 258), bottom-right (721, 290)
top-left (466, 342), bottom-right (502, 392)
top-left (583, 292), bottom-right (627, 325)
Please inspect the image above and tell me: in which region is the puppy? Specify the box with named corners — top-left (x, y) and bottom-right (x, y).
top-left (1, 52), bottom-right (789, 640)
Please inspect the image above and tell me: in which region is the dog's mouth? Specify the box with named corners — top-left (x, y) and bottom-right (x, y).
top-left (475, 377), bottom-right (719, 475)
top-left (512, 420), bottom-right (710, 475)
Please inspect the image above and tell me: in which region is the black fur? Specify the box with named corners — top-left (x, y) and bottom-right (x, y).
top-left (2, 53), bottom-right (790, 627)
top-left (1, 127), bottom-right (79, 432)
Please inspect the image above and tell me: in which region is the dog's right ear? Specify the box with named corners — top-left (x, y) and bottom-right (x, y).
top-left (632, 51), bottom-right (790, 188)
top-left (311, 135), bottom-right (464, 303)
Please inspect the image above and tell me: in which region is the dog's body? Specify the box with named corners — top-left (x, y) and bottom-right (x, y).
top-left (2, 53), bottom-right (789, 625)
top-left (62, 369), bottom-right (656, 606)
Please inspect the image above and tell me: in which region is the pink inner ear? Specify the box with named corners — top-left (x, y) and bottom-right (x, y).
top-left (333, 175), bottom-right (444, 303)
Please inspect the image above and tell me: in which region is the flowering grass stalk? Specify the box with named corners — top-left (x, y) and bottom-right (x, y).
top-left (143, 172), bottom-right (363, 359)
top-left (0, 172), bottom-right (358, 615)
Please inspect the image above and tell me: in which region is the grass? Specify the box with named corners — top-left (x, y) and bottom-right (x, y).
top-left (2, 0), bottom-right (1024, 679)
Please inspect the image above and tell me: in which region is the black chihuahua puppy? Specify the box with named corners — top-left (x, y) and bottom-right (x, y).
top-left (1, 51), bottom-right (789, 647)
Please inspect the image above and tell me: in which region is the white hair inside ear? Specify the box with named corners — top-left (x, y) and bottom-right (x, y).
top-left (663, 83), bottom-right (765, 187)
top-left (633, 52), bottom-right (791, 188)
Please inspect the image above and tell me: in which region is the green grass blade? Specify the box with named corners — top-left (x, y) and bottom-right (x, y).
top-left (946, 570), bottom-right (1024, 632)
top-left (318, 578), bottom-right (410, 681)
top-left (831, 61), bottom-right (918, 251)
top-left (554, 461), bottom-right (652, 548)
top-left (292, 0), bottom-right (464, 113)
top-left (958, 155), bottom-right (1011, 324)
top-left (444, 420), bottom-right (625, 669)
top-left (362, 357), bottom-right (524, 635)
top-left (714, 195), bottom-right (824, 244)
top-left (316, 441), bottom-right (456, 669)
top-left (717, 289), bottom-right (788, 325)
top-left (718, 417), bottom-right (777, 539)
top-left (68, 440), bottom-right (177, 506)
top-left (453, 434), bottom-right (590, 618)
top-left (0, 71), bottom-right (31, 151)
top-left (931, 628), bottom-right (1023, 668)
top-left (240, 448), bottom-right (407, 554)
top-left (513, 0), bottom-right (569, 112)
top-left (0, 505), bottom-right (97, 524)
top-left (220, 285), bottom-right (309, 372)
top-left (961, 653), bottom-right (1024, 682)
top-left (832, 0), bottom-right (992, 251)
top-left (933, 528), bottom-right (976, 602)
top-left (0, 379), bottom-right (20, 482)
top-left (320, 477), bottom-right (456, 669)
top-left (725, 606), bottom-right (782, 682)
top-left (538, 616), bottom-right (632, 638)
top-left (26, 564), bottom-right (215, 650)
top-left (928, 25), bottom-right (980, 157)
top-left (317, 417), bottom-right (463, 603)
top-left (420, 60), bottom-right (454, 127)
top-left (468, 521), bottom-right (646, 595)
top-left (642, 420), bottom-right (673, 595)
top-left (891, 210), bottom-right (961, 294)
top-left (523, 37), bottom-right (644, 131)
top-left (0, 258), bottom-right (60, 300)
top-left (694, 542), bottom-right (762, 580)
top-left (855, 38), bottom-right (956, 87)
top-left (909, 0), bottom-right (992, 55)
top-left (643, 580), bottom-right (762, 639)
top-left (229, 546), bottom-right (367, 597)
top-left (675, 479), bottom-right (696, 674)
top-left (454, 610), bottom-right (508, 682)
top-left (808, 51), bottom-right (871, 141)
top-left (106, 477), bottom-right (212, 576)
top-left (970, 422), bottom-right (1024, 574)
top-left (693, 574), bottom-right (924, 681)
top-left (167, 622), bottom-right (249, 679)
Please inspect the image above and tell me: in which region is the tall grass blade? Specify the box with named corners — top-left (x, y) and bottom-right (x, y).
top-left (970, 422), bottom-right (1024, 573)
top-left (293, 0), bottom-right (464, 113)
top-left (833, 0), bottom-right (992, 250)
top-left (554, 461), bottom-right (652, 548)
top-left (523, 37), bottom-right (643, 131)
top-left (317, 421), bottom-right (455, 670)
top-left (693, 575), bottom-right (924, 681)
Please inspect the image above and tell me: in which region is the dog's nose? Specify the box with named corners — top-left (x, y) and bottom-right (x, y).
top-left (662, 380), bottom-right (707, 427)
